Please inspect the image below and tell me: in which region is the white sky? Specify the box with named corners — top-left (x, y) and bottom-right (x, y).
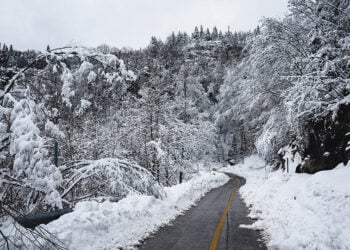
top-left (0, 0), bottom-right (289, 51)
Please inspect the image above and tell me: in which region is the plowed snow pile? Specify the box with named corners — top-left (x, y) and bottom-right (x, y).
top-left (222, 155), bottom-right (350, 250)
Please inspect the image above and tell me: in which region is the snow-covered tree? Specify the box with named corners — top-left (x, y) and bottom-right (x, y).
top-left (0, 46), bottom-right (137, 216)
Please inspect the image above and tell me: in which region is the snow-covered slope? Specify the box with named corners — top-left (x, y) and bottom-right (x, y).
top-left (42, 171), bottom-right (229, 249)
top-left (222, 155), bottom-right (350, 250)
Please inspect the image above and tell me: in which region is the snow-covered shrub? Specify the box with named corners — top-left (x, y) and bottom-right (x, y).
top-left (60, 158), bottom-right (165, 204)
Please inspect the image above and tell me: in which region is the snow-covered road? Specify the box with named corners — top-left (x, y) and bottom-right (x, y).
top-left (222, 155), bottom-right (350, 250)
top-left (140, 173), bottom-right (265, 250)
top-left (42, 171), bottom-right (230, 249)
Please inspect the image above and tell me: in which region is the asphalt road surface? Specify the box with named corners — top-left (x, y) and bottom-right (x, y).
top-left (139, 173), bottom-right (266, 250)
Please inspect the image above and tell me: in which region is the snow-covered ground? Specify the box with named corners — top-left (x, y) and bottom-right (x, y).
top-left (0, 171), bottom-right (228, 250)
top-left (222, 155), bottom-right (350, 250)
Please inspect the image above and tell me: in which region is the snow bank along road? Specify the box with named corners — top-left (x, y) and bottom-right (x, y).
top-left (140, 173), bottom-right (266, 250)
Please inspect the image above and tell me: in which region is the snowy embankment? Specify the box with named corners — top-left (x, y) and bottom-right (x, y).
top-left (222, 155), bottom-right (350, 250)
top-left (43, 171), bottom-right (228, 249)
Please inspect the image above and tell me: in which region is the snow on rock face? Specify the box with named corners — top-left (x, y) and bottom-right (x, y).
top-left (44, 171), bottom-right (229, 249)
top-left (222, 155), bottom-right (350, 250)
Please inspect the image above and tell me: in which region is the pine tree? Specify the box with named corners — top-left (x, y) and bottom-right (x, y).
top-left (205, 28), bottom-right (211, 41)
top-left (2, 43), bottom-right (8, 52)
top-left (254, 26), bottom-right (260, 35)
top-left (148, 36), bottom-right (162, 59)
top-left (212, 26), bottom-right (219, 40)
top-left (218, 31), bottom-right (223, 39)
top-left (192, 26), bottom-right (200, 39)
top-left (199, 25), bottom-right (204, 38)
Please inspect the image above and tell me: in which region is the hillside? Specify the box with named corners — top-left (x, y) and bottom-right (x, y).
top-left (1, 0), bottom-right (350, 249)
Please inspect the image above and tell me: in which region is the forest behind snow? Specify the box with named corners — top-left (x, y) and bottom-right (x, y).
top-left (0, 0), bottom-right (349, 233)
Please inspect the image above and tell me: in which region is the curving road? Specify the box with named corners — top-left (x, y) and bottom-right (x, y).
top-left (139, 173), bottom-right (266, 250)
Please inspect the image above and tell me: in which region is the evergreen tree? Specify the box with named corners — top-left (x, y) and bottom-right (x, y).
top-left (199, 25), bottom-right (204, 38)
top-left (254, 25), bottom-right (260, 35)
top-left (148, 36), bottom-right (162, 59)
top-left (212, 26), bottom-right (219, 40)
top-left (192, 26), bottom-right (200, 39)
top-left (218, 30), bottom-right (224, 39)
top-left (2, 43), bottom-right (8, 52)
top-left (205, 28), bottom-right (211, 41)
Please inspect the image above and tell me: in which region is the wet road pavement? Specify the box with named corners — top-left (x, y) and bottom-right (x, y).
top-left (139, 173), bottom-right (266, 250)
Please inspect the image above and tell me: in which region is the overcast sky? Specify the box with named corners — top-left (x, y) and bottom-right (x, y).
top-left (0, 0), bottom-right (289, 51)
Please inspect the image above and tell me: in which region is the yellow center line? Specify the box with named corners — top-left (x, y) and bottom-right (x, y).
top-left (209, 177), bottom-right (240, 250)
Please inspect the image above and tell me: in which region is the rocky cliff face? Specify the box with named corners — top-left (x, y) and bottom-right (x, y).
top-left (298, 103), bottom-right (350, 173)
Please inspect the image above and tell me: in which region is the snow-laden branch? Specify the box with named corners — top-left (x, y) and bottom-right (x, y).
top-left (61, 158), bottom-right (166, 202)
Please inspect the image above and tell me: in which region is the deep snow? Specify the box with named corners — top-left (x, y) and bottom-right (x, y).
top-left (0, 170), bottom-right (228, 250)
top-left (45, 171), bottom-right (228, 249)
top-left (3, 156), bottom-right (349, 250)
top-left (222, 155), bottom-right (350, 250)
